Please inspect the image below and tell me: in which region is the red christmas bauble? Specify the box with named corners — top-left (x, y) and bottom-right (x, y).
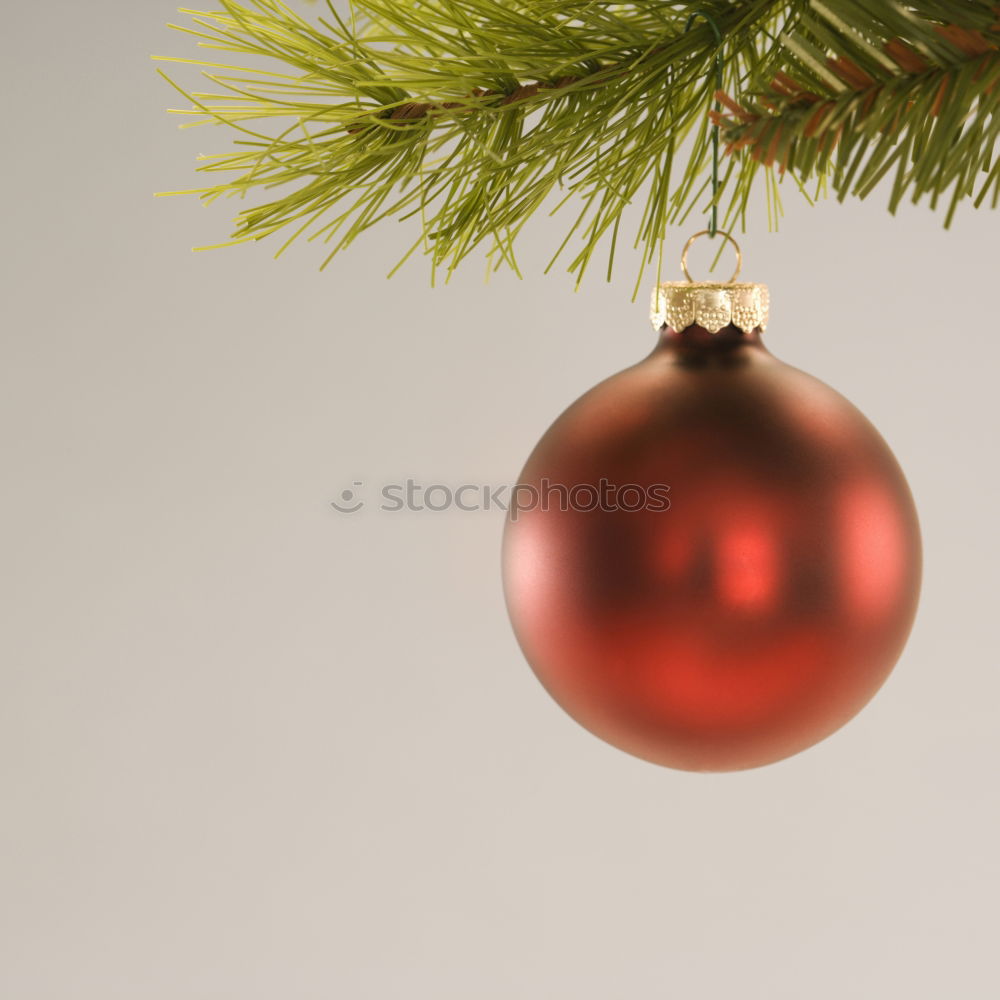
top-left (503, 297), bottom-right (921, 771)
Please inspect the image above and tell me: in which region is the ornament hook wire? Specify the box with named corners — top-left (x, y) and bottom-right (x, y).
top-left (683, 10), bottom-right (723, 238)
top-left (680, 229), bottom-right (742, 284)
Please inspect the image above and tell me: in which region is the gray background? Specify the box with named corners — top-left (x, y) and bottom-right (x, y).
top-left (2, 2), bottom-right (998, 998)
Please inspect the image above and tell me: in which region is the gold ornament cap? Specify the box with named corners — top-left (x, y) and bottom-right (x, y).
top-left (650, 229), bottom-right (769, 334)
top-left (650, 281), bottom-right (770, 335)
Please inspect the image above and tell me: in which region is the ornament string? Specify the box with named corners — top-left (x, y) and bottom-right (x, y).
top-left (683, 10), bottom-right (723, 239)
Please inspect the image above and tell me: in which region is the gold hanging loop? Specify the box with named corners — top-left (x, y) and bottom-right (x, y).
top-left (680, 228), bottom-right (742, 284)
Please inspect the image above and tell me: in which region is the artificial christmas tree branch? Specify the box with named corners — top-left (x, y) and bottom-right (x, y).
top-left (157, 1), bottom-right (999, 285)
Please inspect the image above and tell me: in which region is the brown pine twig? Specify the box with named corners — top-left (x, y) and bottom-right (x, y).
top-left (712, 21), bottom-right (1000, 168)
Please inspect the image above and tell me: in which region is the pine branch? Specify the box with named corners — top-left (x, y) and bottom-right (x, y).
top-left (157, 1), bottom-right (1000, 283)
top-left (156, 0), bottom-right (796, 286)
top-left (714, 1), bottom-right (1000, 222)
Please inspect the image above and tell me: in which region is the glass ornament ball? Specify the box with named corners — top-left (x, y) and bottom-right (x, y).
top-left (502, 311), bottom-right (921, 771)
